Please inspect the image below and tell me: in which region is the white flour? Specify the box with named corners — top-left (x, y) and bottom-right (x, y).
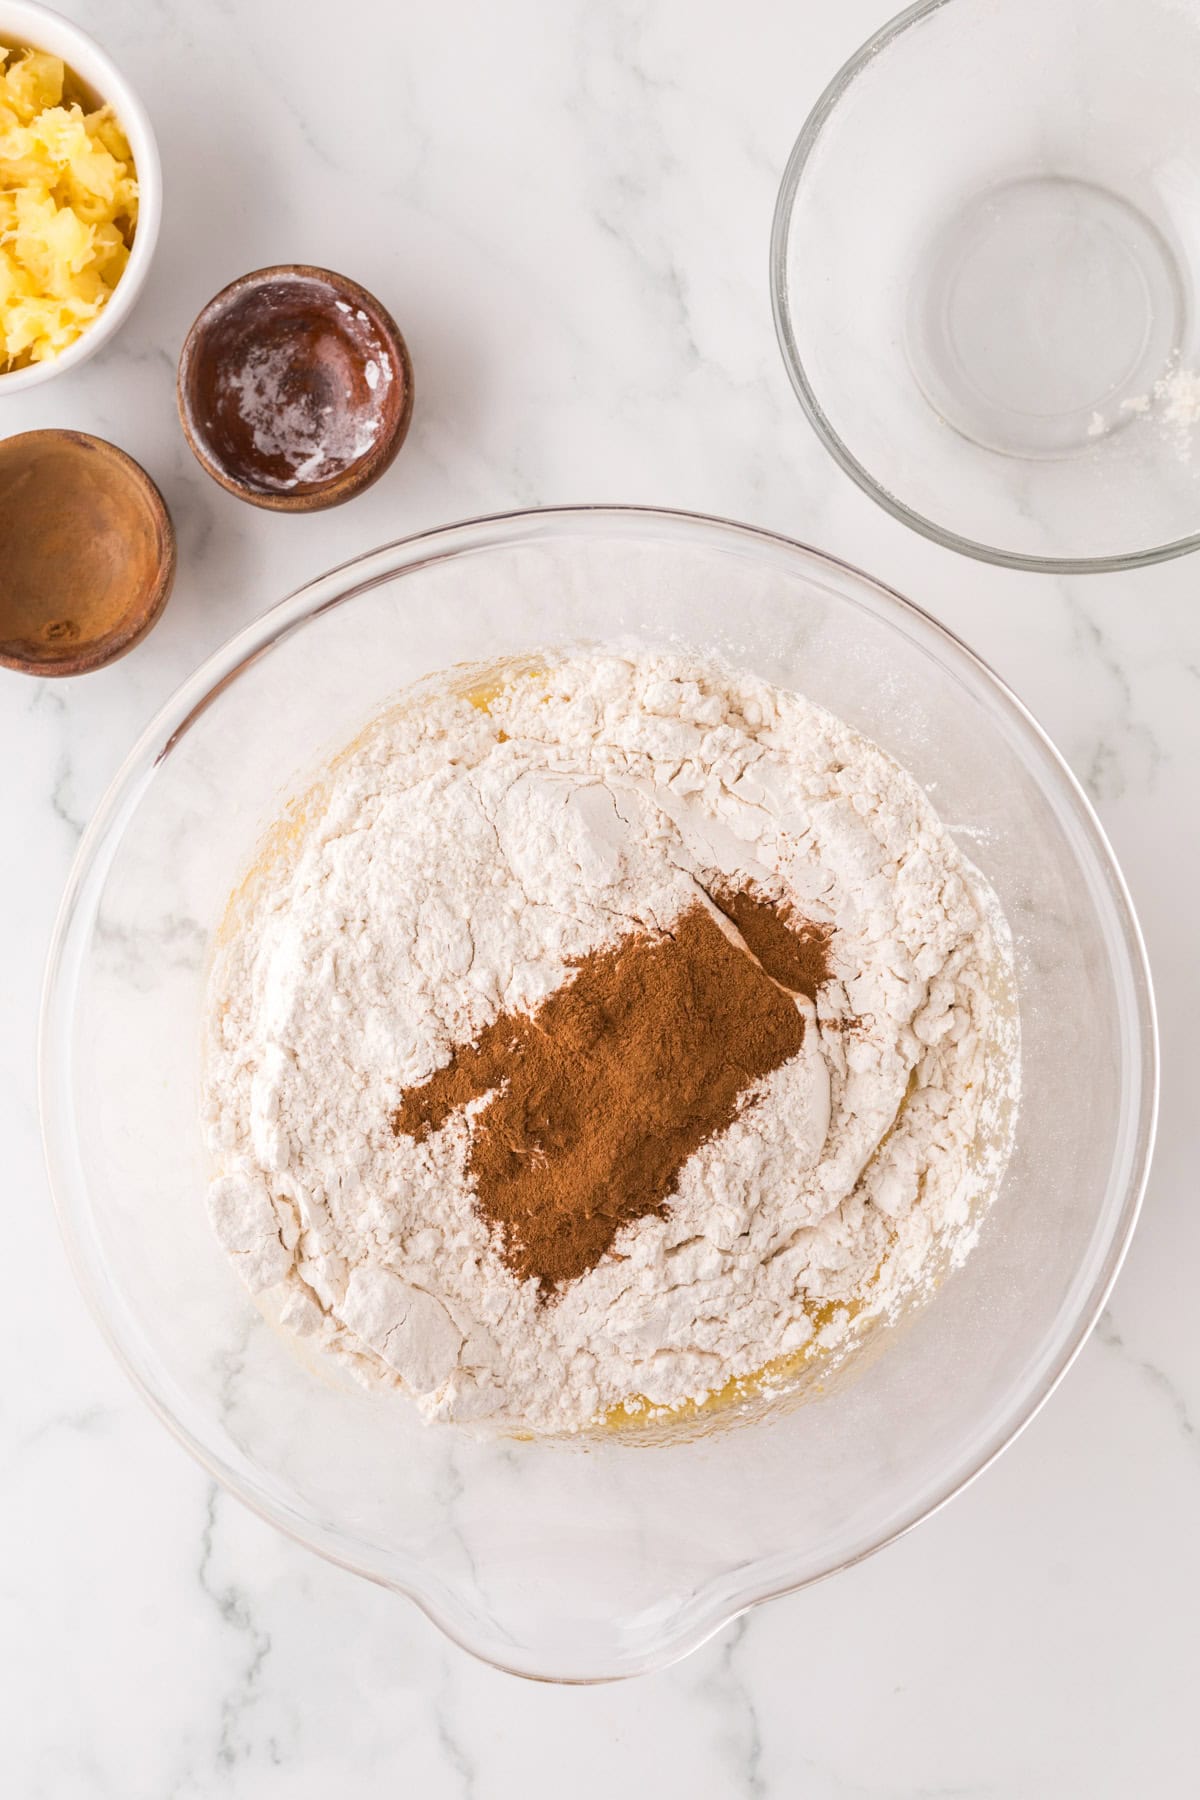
top-left (216, 295), bottom-right (392, 492)
top-left (1089, 360), bottom-right (1200, 460)
top-left (222, 343), bottom-right (383, 489)
top-left (203, 650), bottom-right (1018, 1434)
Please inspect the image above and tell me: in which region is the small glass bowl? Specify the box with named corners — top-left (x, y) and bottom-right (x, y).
top-left (771, 0), bottom-right (1200, 571)
top-left (40, 508), bottom-right (1156, 1680)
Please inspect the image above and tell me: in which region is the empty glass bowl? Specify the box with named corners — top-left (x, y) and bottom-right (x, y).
top-left (40, 509), bottom-right (1156, 1679)
top-left (771, 0), bottom-right (1200, 570)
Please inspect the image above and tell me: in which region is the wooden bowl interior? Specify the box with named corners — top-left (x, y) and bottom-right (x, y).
top-left (179, 272), bottom-right (410, 506)
top-left (0, 432), bottom-right (175, 676)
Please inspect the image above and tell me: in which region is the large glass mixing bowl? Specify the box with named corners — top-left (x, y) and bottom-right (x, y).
top-left (40, 508), bottom-right (1156, 1680)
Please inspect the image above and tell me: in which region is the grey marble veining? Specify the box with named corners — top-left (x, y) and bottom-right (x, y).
top-left (2, 0), bottom-right (1197, 1794)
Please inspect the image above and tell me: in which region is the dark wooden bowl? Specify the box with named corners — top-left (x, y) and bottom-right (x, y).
top-left (176, 265), bottom-right (414, 512)
top-left (0, 430), bottom-right (176, 678)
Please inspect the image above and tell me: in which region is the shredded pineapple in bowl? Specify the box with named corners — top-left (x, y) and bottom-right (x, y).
top-left (0, 46), bottom-right (138, 369)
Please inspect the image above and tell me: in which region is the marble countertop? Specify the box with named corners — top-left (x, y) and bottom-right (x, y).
top-left (3, 0), bottom-right (1197, 1792)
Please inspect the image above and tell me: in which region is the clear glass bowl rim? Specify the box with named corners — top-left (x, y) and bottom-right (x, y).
top-left (39, 504), bottom-right (1159, 1680)
top-left (768, 0), bottom-right (1200, 575)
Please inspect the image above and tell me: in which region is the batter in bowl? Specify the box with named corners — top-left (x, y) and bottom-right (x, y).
top-left (202, 649), bottom-right (1019, 1433)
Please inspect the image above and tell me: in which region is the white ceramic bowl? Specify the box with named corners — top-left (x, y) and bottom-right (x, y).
top-left (0, 0), bottom-right (160, 394)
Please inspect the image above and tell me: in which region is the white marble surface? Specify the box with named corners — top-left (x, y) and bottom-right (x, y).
top-left (2, 0), bottom-right (1197, 1791)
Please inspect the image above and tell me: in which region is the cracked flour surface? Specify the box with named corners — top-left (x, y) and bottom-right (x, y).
top-left (202, 649), bottom-right (1019, 1434)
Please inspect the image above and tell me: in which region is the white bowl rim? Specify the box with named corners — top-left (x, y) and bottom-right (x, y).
top-left (0, 0), bottom-right (161, 394)
top-left (37, 504), bottom-right (1160, 1680)
top-left (768, 0), bottom-right (1200, 575)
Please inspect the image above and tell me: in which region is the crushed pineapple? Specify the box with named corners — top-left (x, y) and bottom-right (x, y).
top-left (0, 46), bottom-right (138, 369)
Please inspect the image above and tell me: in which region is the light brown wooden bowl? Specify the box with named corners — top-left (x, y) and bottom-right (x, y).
top-left (176, 265), bottom-right (414, 512)
top-left (0, 430), bottom-right (176, 678)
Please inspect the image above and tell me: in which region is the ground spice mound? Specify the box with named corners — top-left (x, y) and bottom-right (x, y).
top-left (393, 900), bottom-right (814, 1293)
top-left (708, 882), bottom-right (832, 999)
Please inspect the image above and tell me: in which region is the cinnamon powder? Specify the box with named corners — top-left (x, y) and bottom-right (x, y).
top-left (708, 883), bottom-right (832, 1001)
top-left (394, 894), bottom-right (830, 1294)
